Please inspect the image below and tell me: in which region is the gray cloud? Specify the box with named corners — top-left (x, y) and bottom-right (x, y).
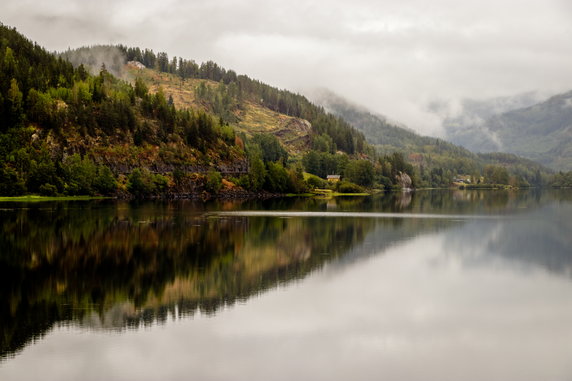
top-left (2, 0), bottom-right (572, 135)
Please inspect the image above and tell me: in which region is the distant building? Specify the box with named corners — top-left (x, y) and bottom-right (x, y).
top-left (327, 175), bottom-right (341, 182)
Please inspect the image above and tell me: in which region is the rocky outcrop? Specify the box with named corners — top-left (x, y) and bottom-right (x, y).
top-left (127, 61), bottom-right (146, 70)
top-left (395, 171), bottom-right (413, 190)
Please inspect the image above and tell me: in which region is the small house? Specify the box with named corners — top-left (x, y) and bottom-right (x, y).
top-left (327, 175), bottom-right (341, 183)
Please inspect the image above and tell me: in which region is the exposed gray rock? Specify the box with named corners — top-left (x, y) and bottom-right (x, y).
top-left (395, 171), bottom-right (412, 190)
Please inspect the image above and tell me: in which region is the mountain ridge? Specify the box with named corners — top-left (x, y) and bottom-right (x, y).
top-left (311, 89), bottom-right (552, 187)
top-left (442, 90), bottom-right (572, 171)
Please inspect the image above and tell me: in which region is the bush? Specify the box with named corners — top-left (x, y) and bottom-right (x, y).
top-left (62, 154), bottom-right (97, 195)
top-left (27, 159), bottom-right (63, 194)
top-left (305, 174), bottom-right (327, 189)
top-left (0, 165), bottom-right (26, 195)
top-left (127, 168), bottom-right (167, 197)
top-left (344, 160), bottom-right (374, 187)
top-left (94, 165), bottom-right (117, 195)
top-left (205, 170), bottom-right (222, 194)
top-left (336, 181), bottom-right (364, 194)
top-left (264, 162), bottom-right (291, 193)
top-left (39, 183), bottom-right (58, 196)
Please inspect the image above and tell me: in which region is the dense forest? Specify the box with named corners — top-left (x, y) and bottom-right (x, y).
top-left (1, 23), bottom-right (570, 198)
top-left (0, 24), bottom-right (252, 197)
top-left (0, 25), bottom-right (356, 197)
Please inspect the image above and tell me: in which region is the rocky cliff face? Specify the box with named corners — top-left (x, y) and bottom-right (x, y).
top-left (395, 171), bottom-right (413, 189)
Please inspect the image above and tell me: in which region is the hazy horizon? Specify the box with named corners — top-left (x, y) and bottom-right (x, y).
top-left (2, 0), bottom-right (572, 136)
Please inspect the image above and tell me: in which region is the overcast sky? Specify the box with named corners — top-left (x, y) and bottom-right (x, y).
top-left (2, 0), bottom-right (572, 135)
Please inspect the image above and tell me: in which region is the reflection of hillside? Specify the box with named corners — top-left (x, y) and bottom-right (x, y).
top-left (443, 201), bottom-right (572, 277)
top-left (2, 190), bottom-right (567, 360)
top-left (0, 202), bottom-right (374, 360)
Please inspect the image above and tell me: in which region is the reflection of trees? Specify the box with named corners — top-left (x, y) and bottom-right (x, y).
top-left (444, 202), bottom-right (572, 277)
top-left (2, 189), bottom-right (566, 360)
top-left (0, 201), bottom-right (374, 359)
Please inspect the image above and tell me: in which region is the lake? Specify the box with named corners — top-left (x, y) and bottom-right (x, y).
top-left (1, 189), bottom-right (572, 381)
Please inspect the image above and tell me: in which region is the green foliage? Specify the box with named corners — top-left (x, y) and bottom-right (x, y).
top-left (38, 183), bottom-right (58, 196)
top-left (336, 181), bottom-right (365, 194)
top-left (551, 171), bottom-right (572, 187)
top-left (312, 133), bottom-right (336, 153)
top-left (0, 24), bottom-right (247, 197)
top-left (194, 81), bottom-right (240, 123)
top-left (205, 170), bottom-right (222, 194)
top-left (478, 153), bottom-right (548, 187)
top-left (305, 174), bottom-right (327, 189)
top-left (6, 78), bottom-right (23, 128)
top-left (245, 153), bottom-right (266, 192)
top-left (0, 165), bottom-right (26, 195)
top-left (26, 89), bottom-right (58, 128)
top-left (484, 164), bottom-right (509, 185)
top-left (287, 163), bottom-right (307, 194)
top-left (302, 150), bottom-right (348, 179)
top-left (172, 168), bottom-right (185, 187)
top-left (62, 154), bottom-right (97, 195)
top-left (127, 168), bottom-right (167, 197)
top-left (134, 77), bottom-right (148, 98)
top-left (344, 160), bottom-right (374, 187)
top-left (264, 162), bottom-right (291, 193)
top-left (93, 165), bottom-right (117, 195)
top-left (252, 134), bottom-right (288, 164)
top-left (26, 157), bottom-right (63, 195)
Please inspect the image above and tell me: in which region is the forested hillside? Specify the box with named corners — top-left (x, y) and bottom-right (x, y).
top-left (1, 23), bottom-right (567, 196)
top-left (0, 24), bottom-right (255, 197)
top-left (1, 24), bottom-right (403, 197)
top-left (58, 44), bottom-right (421, 191)
top-left (63, 44), bottom-right (369, 155)
top-left (313, 90), bottom-right (553, 187)
top-left (443, 91), bottom-right (572, 171)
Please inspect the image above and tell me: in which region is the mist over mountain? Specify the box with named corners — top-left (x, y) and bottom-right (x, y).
top-left (439, 91), bottom-right (572, 171)
top-left (311, 89), bottom-right (551, 187)
top-left (60, 45), bottom-right (127, 79)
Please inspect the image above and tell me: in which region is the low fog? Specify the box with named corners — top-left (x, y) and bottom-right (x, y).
top-left (2, 0), bottom-right (572, 136)
top-left (60, 46), bottom-right (127, 78)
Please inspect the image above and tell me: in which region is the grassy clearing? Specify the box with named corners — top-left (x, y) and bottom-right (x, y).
top-left (128, 66), bottom-right (312, 156)
top-left (127, 67), bottom-right (211, 110)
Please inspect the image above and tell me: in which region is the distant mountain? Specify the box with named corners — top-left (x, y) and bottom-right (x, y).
top-left (311, 89), bottom-right (551, 187)
top-left (442, 91), bottom-right (572, 171)
top-left (311, 89), bottom-right (433, 153)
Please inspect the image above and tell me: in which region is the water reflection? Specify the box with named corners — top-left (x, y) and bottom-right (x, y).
top-left (0, 189), bottom-right (571, 374)
top-left (443, 201), bottom-right (572, 277)
top-left (0, 200), bottom-right (379, 359)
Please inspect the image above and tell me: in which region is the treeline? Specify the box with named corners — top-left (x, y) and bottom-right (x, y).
top-left (319, 91), bottom-right (556, 188)
top-left (0, 24), bottom-right (242, 197)
top-left (0, 24), bottom-right (373, 198)
top-left (302, 146), bottom-right (414, 190)
top-left (478, 153), bottom-right (548, 187)
top-left (551, 171), bottom-right (572, 188)
top-left (116, 45), bottom-right (367, 155)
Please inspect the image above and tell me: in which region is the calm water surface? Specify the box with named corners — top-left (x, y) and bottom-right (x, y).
top-left (1, 190), bottom-right (572, 380)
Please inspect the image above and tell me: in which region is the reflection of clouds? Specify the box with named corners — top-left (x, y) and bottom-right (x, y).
top-left (4, 231), bottom-right (572, 381)
top-left (440, 203), bottom-right (572, 278)
top-left (3, 196), bottom-right (572, 380)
